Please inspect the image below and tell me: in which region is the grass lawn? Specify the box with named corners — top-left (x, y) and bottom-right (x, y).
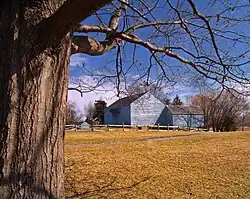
top-left (65, 130), bottom-right (206, 145)
top-left (65, 131), bottom-right (250, 198)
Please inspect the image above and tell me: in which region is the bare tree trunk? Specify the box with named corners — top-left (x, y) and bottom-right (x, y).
top-left (0, 1), bottom-right (71, 198)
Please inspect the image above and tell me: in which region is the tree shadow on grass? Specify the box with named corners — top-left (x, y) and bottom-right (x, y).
top-left (65, 170), bottom-right (153, 199)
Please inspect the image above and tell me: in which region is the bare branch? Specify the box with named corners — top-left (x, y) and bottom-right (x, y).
top-left (187, 0), bottom-right (224, 65)
top-left (72, 22), bottom-right (249, 87)
top-left (69, 0), bottom-right (250, 96)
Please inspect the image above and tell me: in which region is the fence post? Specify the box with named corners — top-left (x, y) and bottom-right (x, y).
top-left (157, 123), bottom-right (159, 131)
top-left (91, 124), bottom-right (94, 132)
top-left (123, 122), bottom-right (125, 131)
top-left (167, 124), bottom-right (169, 131)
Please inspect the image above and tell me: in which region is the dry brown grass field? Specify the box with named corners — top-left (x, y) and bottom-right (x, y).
top-left (65, 129), bottom-right (205, 145)
top-left (65, 130), bottom-right (250, 199)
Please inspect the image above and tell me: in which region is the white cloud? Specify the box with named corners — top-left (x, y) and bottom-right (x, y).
top-left (131, 74), bottom-right (140, 79)
top-left (68, 90), bottom-right (117, 115)
top-left (70, 54), bottom-right (88, 68)
top-left (68, 76), bottom-right (119, 115)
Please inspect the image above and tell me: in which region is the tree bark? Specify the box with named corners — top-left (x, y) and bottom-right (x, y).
top-left (0, 1), bottom-right (71, 198)
top-left (0, 0), bottom-right (115, 197)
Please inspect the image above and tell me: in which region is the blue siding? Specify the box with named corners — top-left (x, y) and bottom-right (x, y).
top-left (130, 93), bottom-right (171, 125)
top-left (173, 114), bottom-right (204, 127)
top-left (104, 106), bottom-right (131, 125)
top-left (190, 115), bottom-right (204, 127)
top-left (156, 107), bottom-right (173, 125)
top-left (104, 92), bottom-right (204, 127)
top-left (173, 115), bottom-right (189, 127)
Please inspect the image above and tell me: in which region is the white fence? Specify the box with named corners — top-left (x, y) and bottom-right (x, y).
top-left (65, 124), bottom-right (189, 131)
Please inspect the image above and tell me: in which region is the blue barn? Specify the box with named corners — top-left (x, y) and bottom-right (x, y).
top-left (104, 92), bottom-right (204, 127)
top-left (167, 105), bottom-right (204, 127)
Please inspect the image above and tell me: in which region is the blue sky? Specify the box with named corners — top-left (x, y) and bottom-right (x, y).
top-left (68, 0), bottom-right (250, 114)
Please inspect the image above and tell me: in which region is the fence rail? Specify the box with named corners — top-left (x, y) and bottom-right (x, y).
top-left (65, 124), bottom-right (190, 131)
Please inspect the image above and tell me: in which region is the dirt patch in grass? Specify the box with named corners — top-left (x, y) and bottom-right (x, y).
top-left (65, 132), bottom-right (250, 198)
top-left (65, 130), bottom-right (206, 145)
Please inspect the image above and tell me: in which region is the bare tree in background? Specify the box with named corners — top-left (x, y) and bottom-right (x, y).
top-left (84, 102), bottom-right (96, 124)
top-left (189, 93), bottom-right (212, 128)
top-left (66, 101), bottom-right (84, 125)
top-left (190, 90), bottom-right (249, 132)
top-left (1, 0), bottom-right (250, 197)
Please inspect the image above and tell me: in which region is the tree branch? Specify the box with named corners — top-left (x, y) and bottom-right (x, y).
top-left (73, 20), bottom-right (248, 87)
top-left (187, 0), bottom-right (224, 66)
top-left (71, 35), bottom-right (117, 55)
top-left (72, 0), bottom-right (128, 55)
top-left (72, 20), bottom-right (181, 55)
top-left (38, 0), bottom-right (112, 44)
top-left (69, 0), bottom-right (250, 94)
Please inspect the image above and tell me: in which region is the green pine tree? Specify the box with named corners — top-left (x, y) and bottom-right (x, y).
top-left (172, 95), bottom-right (183, 105)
